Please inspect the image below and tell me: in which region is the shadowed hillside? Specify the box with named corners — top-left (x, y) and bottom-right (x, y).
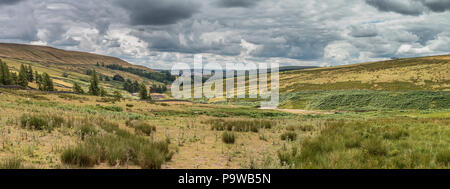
top-left (0, 43), bottom-right (152, 72)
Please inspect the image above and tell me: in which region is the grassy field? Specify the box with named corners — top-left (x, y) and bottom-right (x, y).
top-left (0, 44), bottom-right (449, 169)
top-left (0, 88), bottom-right (448, 169)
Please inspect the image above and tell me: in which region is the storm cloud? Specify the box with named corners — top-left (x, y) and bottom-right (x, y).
top-left (215, 0), bottom-right (261, 8)
top-left (0, 0), bottom-right (449, 69)
top-left (116, 0), bottom-right (200, 25)
top-left (365, 0), bottom-right (450, 15)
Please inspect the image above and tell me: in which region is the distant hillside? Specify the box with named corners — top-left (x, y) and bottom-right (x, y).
top-left (0, 43), bottom-right (152, 72)
top-left (280, 55), bottom-right (450, 92)
top-left (0, 43), bottom-right (171, 97)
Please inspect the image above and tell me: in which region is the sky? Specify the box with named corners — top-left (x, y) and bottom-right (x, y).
top-left (0, 0), bottom-right (450, 69)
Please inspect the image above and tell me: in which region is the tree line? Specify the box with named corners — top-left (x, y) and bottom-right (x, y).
top-left (0, 59), bottom-right (54, 91)
top-left (105, 64), bottom-right (175, 84)
top-left (75, 69), bottom-right (154, 101)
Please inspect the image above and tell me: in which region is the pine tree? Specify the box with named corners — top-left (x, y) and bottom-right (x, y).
top-left (73, 82), bottom-right (84, 94)
top-left (11, 72), bottom-right (18, 85)
top-left (0, 60), bottom-right (12, 85)
top-left (88, 69), bottom-right (100, 96)
top-left (139, 83), bottom-right (148, 100)
top-left (18, 64), bottom-right (28, 87)
top-left (27, 65), bottom-right (34, 82)
top-left (41, 72), bottom-right (54, 91)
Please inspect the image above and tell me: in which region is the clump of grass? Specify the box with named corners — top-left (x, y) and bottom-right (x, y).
top-left (281, 131), bottom-right (297, 141)
top-left (436, 151), bottom-right (450, 166)
top-left (222, 132), bottom-right (236, 144)
top-left (382, 128), bottom-right (409, 140)
top-left (207, 118), bottom-right (277, 133)
top-left (60, 145), bottom-right (99, 167)
top-left (77, 124), bottom-right (98, 140)
top-left (362, 137), bottom-right (388, 156)
top-left (0, 157), bottom-right (23, 169)
top-left (61, 126), bottom-right (172, 169)
top-left (133, 121), bottom-right (156, 136)
top-left (19, 114), bottom-right (66, 131)
top-left (20, 114), bottom-right (48, 130)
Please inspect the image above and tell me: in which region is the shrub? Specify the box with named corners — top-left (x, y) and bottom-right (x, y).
top-left (222, 132), bottom-right (236, 144)
top-left (281, 131), bottom-right (297, 141)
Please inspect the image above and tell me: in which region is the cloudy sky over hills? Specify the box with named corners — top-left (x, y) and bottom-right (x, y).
top-left (0, 0), bottom-right (449, 69)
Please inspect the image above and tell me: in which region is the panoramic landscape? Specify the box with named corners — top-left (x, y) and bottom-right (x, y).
top-left (0, 43), bottom-right (448, 169)
top-left (0, 0), bottom-right (449, 171)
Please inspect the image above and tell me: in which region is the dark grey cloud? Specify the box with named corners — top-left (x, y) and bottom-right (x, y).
top-left (116, 0), bottom-right (200, 25)
top-left (421, 0), bottom-right (450, 12)
top-left (0, 0), bottom-right (24, 5)
top-left (365, 0), bottom-right (425, 15)
top-left (366, 0), bottom-right (450, 15)
top-left (215, 0), bottom-right (261, 8)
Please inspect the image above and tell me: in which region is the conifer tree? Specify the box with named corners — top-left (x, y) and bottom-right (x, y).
top-left (139, 82), bottom-right (148, 100)
top-left (41, 72), bottom-right (54, 91)
top-left (88, 69), bottom-right (100, 96)
top-left (18, 64), bottom-right (28, 87)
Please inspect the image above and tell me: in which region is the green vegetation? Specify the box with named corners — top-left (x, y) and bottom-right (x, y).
top-left (106, 64), bottom-right (175, 84)
top-left (280, 90), bottom-right (450, 110)
top-left (277, 118), bottom-right (449, 168)
top-left (222, 131), bottom-right (236, 144)
top-left (280, 131), bottom-right (297, 141)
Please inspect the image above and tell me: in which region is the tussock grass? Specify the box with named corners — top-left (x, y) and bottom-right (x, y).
top-left (277, 118), bottom-right (450, 169)
top-left (0, 157), bottom-right (23, 169)
top-left (19, 114), bottom-right (66, 131)
top-left (280, 131), bottom-right (297, 141)
top-left (206, 118), bottom-right (277, 133)
top-left (222, 132), bottom-right (236, 144)
top-left (61, 125), bottom-right (172, 169)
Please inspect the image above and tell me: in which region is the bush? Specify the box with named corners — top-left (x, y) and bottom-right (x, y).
top-left (222, 132), bottom-right (236, 144)
top-left (281, 131), bottom-right (297, 141)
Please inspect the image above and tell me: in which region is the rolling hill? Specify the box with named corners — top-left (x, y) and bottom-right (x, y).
top-left (0, 43), bottom-right (169, 98)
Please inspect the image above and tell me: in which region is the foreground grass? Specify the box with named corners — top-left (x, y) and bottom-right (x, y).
top-left (277, 118), bottom-right (450, 169)
top-left (0, 88), bottom-right (449, 169)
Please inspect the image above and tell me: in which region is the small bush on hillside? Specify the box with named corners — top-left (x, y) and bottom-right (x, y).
top-left (222, 132), bottom-right (236, 144)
